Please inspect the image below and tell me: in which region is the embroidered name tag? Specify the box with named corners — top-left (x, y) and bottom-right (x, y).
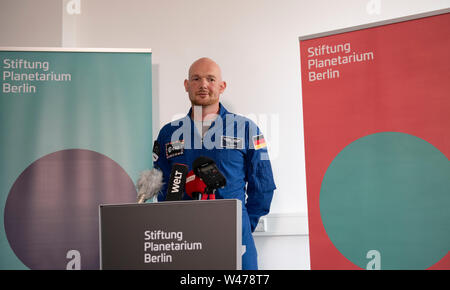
top-left (221, 136), bottom-right (244, 149)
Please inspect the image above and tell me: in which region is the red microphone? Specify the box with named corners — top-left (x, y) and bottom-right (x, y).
top-left (185, 170), bottom-right (216, 200)
top-left (185, 170), bottom-right (206, 200)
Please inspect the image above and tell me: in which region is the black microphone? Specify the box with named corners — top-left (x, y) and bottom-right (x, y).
top-left (165, 163), bottom-right (188, 201)
top-left (192, 156), bottom-right (226, 197)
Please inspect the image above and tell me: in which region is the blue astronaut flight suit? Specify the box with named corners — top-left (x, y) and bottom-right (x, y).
top-left (153, 103), bottom-right (276, 270)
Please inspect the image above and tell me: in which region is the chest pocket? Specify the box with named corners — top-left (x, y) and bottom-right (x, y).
top-left (214, 147), bottom-right (245, 172)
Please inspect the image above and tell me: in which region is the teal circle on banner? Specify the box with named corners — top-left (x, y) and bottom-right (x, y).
top-left (320, 132), bottom-right (450, 269)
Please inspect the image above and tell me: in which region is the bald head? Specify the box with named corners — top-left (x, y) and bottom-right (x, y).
top-left (188, 57), bottom-right (223, 80)
top-left (184, 57), bottom-right (226, 107)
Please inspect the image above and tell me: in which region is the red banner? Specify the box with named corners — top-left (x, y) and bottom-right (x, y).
top-left (300, 11), bottom-right (450, 270)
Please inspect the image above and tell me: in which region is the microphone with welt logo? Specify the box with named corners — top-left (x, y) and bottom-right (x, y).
top-left (165, 163), bottom-right (188, 201)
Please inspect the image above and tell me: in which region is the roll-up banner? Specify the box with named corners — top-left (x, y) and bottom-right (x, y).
top-left (0, 48), bottom-right (152, 269)
top-left (300, 10), bottom-right (449, 270)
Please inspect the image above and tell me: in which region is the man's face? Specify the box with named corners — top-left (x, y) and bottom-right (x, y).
top-left (184, 59), bottom-right (226, 107)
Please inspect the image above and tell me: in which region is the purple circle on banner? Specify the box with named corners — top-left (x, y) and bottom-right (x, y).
top-left (4, 149), bottom-right (137, 269)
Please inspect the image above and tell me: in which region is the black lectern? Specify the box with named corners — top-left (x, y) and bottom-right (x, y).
top-left (99, 199), bottom-right (242, 269)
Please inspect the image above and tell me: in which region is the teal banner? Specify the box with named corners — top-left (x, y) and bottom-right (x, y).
top-left (0, 48), bottom-right (152, 269)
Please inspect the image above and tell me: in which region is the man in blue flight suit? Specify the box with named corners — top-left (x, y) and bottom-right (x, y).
top-left (152, 57), bottom-right (276, 270)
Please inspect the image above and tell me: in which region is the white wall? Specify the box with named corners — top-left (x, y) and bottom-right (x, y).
top-left (1, 0), bottom-right (449, 269)
top-left (0, 0), bottom-right (62, 46)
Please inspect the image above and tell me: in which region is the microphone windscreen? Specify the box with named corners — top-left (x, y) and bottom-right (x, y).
top-left (136, 168), bottom-right (164, 203)
top-left (165, 163), bottom-right (188, 201)
top-left (185, 170), bottom-right (206, 200)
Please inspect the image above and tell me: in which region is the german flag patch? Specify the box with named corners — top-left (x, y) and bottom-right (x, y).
top-left (252, 134), bottom-right (267, 150)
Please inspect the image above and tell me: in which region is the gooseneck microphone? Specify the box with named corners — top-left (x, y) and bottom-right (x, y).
top-left (192, 156), bottom-right (226, 199)
top-left (165, 163), bottom-right (188, 201)
top-left (136, 168), bottom-right (164, 203)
